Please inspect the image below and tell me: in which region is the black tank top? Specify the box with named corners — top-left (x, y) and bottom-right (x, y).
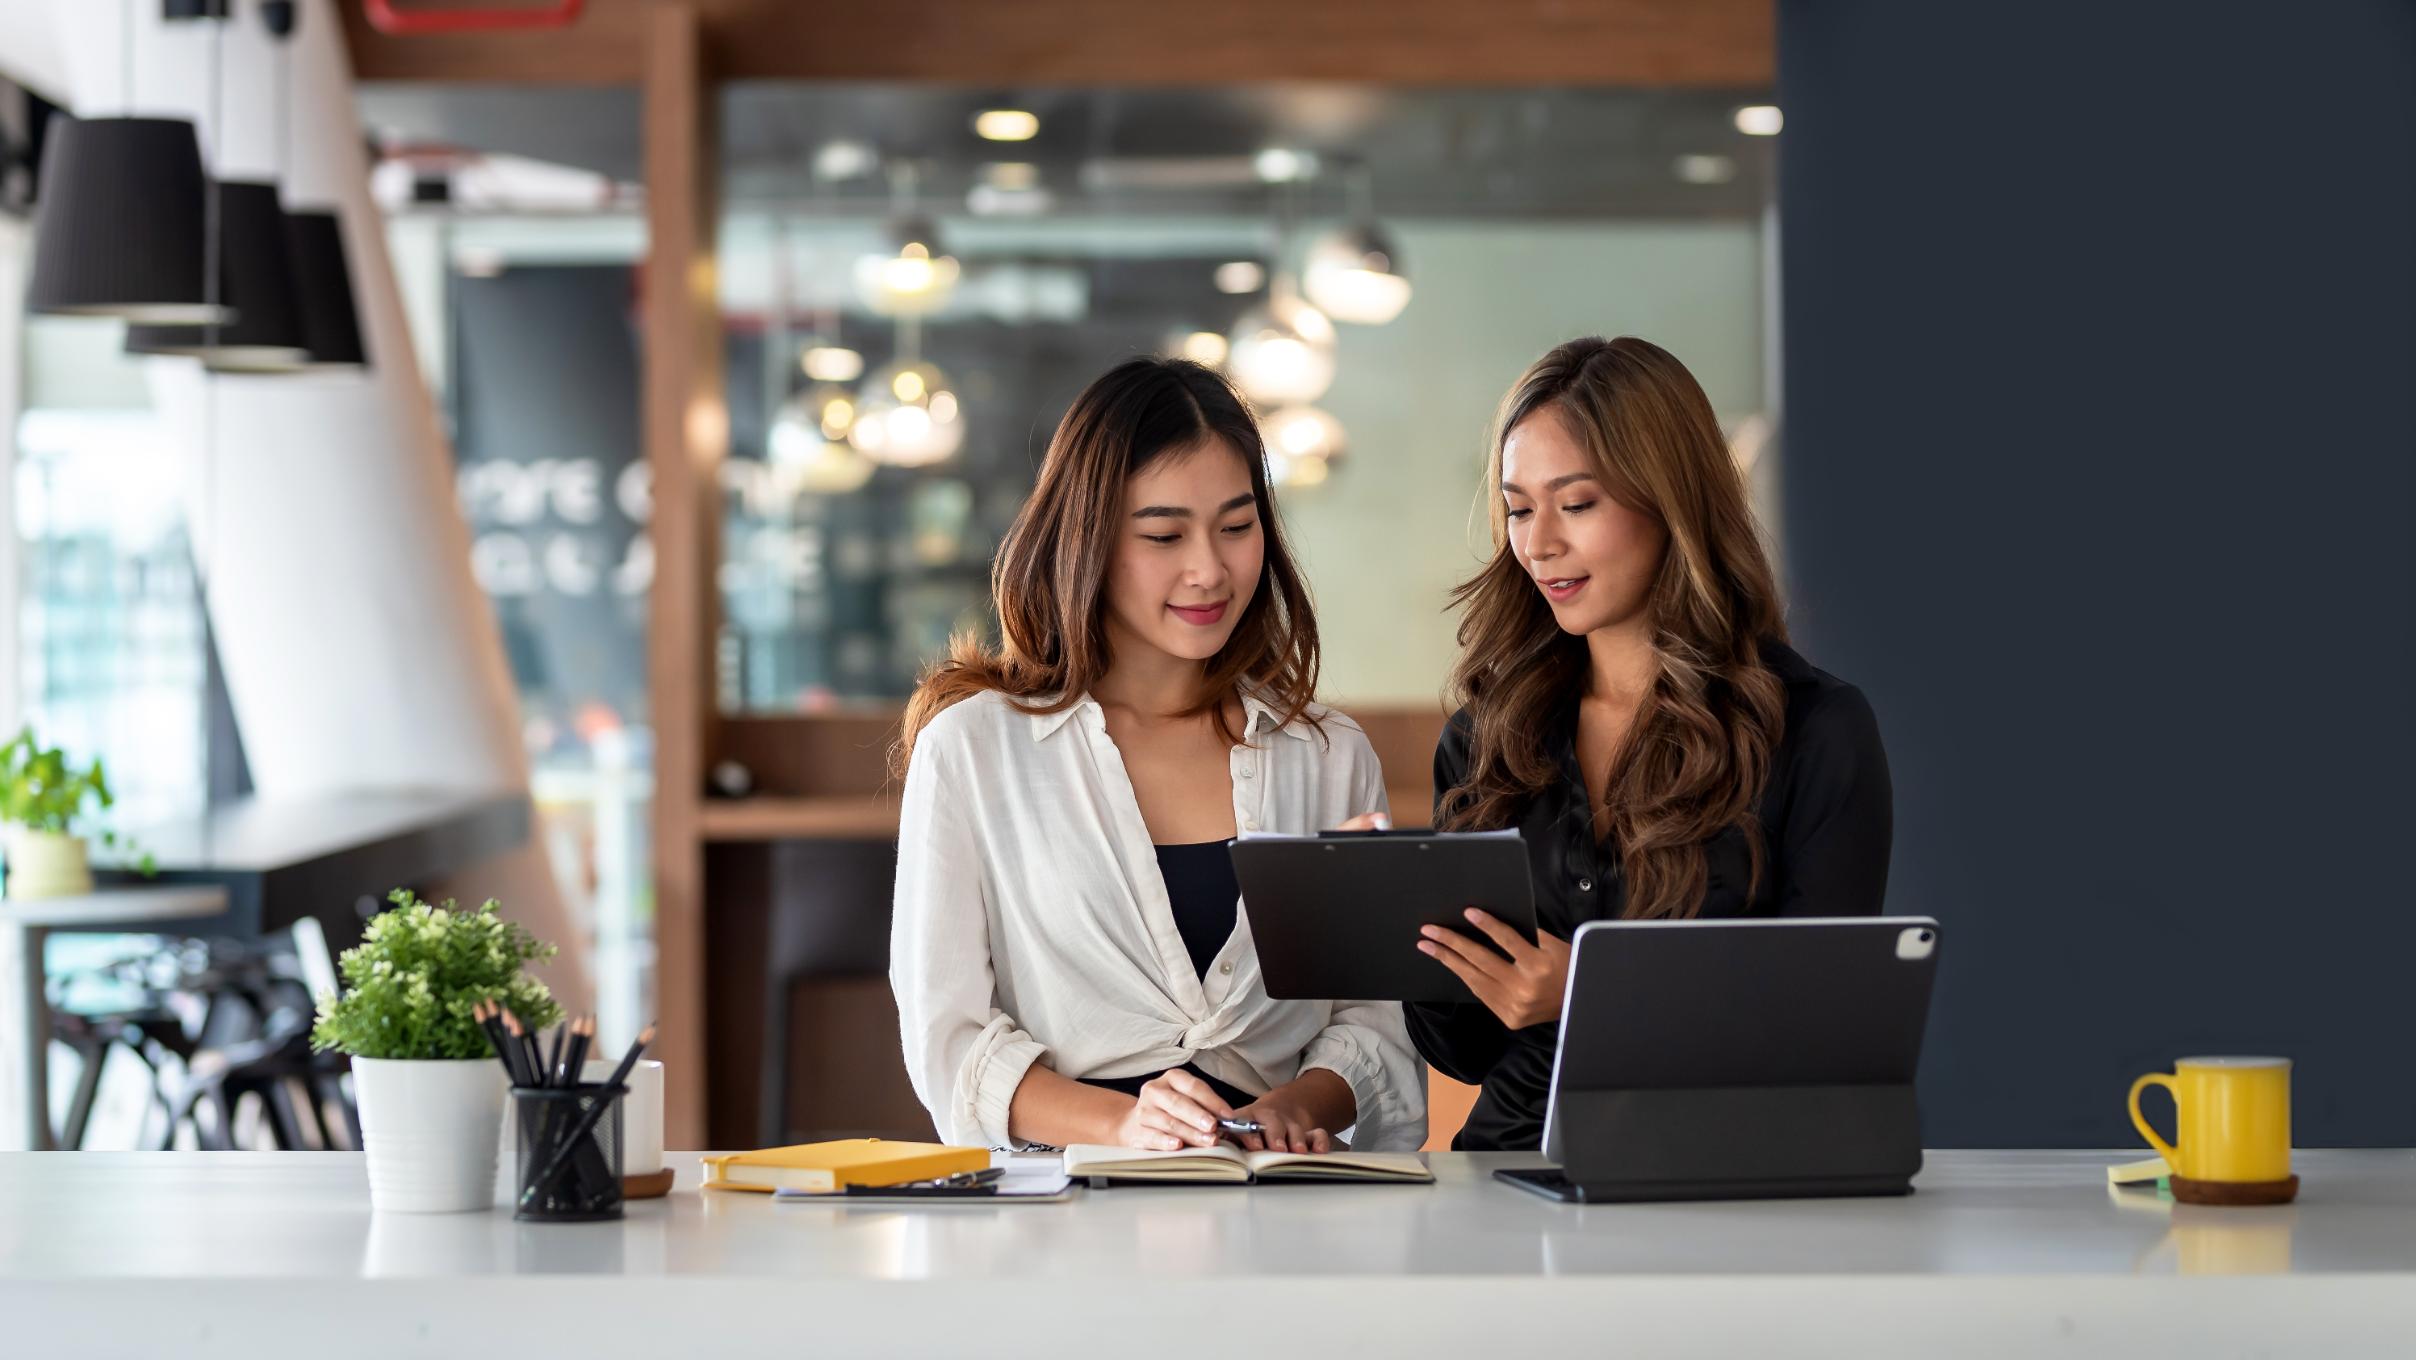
top-left (1075, 840), bottom-right (1253, 1111)
top-left (1152, 839), bottom-right (1239, 979)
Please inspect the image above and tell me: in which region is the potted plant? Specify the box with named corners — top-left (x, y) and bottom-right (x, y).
top-left (0, 727), bottom-right (151, 899)
top-left (312, 889), bottom-right (562, 1213)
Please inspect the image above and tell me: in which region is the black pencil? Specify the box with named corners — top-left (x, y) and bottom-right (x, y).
top-left (544, 1020), bottom-right (567, 1089)
top-left (503, 1009), bottom-right (541, 1089)
top-left (474, 1001), bottom-right (523, 1085)
top-left (564, 1016), bottom-right (593, 1087)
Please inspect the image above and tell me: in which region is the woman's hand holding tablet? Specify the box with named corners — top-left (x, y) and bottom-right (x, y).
top-left (1418, 910), bottom-right (1573, 1029)
top-left (1229, 828), bottom-right (1538, 1004)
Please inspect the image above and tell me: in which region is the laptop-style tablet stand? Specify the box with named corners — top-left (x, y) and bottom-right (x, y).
top-left (1503, 1083), bottom-right (1922, 1203)
top-left (1496, 916), bottom-right (1940, 1205)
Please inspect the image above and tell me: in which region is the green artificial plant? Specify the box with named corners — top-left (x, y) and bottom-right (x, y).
top-left (311, 888), bottom-right (564, 1060)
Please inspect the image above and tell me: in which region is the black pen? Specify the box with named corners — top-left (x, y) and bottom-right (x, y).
top-left (891, 1166), bottom-right (1006, 1191)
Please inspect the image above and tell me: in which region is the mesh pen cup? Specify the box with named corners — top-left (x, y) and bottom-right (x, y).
top-left (512, 1084), bottom-right (627, 1222)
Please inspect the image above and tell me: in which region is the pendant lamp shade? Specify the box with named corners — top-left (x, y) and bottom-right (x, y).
top-left (24, 117), bottom-right (233, 325)
top-left (270, 210), bottom-right (367, 369)
top-left (124, 180), bottom-right (309, 370)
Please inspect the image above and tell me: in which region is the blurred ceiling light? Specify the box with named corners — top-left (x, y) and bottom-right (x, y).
top-left (982, 162), bottom-right (1041, 191)
top-left (967, 183), bottom-right (1054, 217)
top-left (801, 344), bottom-right (865, 383)
top-left (1264, 405), bottom-right (1347, 463)
top-left (1227, 280), bottom-right (1337, 406)
top-left (814, 140), bottom-right (879, 181)
top-left (1303, 222), bottom-right (1411, 325)
top-left (1214, 260), bottom-right (1267, 295)
top-left (1253, 148), bottom-right (1320, 183)
top-left (849, 360), bottom-right (965, 467)
top-left (1733, 105), bottom-right (1784, 137)
top-left (1178, 330), bottom-right (1229, 367)
top-left (973, 109), bottom-right (1040, 142)
top-left (1081, 157), bottom-right (1266, 192)
top-left (1264, 446), bottom-right (1333, 489)
top-left (1673, 153), bottom-right (1738, 185)
top-left (770, 393), bottom-right (877, 495)
top-left (808, 384), bottom-right (859, 440)
top-left (854, 215), bottom-right (961, 316)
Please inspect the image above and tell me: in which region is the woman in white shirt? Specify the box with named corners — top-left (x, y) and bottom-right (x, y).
top-left (889, 357), bottom-right (1425, 1154)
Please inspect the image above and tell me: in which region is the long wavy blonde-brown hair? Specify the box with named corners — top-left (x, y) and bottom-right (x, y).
top-left (1439, 336), bottom-right (1788, 919)
top-left (893, 356), bottom-right (1321, 778)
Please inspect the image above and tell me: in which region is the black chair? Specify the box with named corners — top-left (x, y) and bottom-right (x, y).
top-left (756, 840), bottom-right (895, 1148)
top-left (48, 920), bottom-right (356, 1150)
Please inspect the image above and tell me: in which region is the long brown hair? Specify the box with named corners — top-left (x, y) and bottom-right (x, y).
top-left (1439, 336), bottom-right (1788, 919)
top-left (894, 357), bottom-right (1320, 776)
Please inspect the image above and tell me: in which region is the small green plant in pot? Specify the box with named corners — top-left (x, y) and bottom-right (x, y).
top-left (313, 889), bottom-right (562, 1213)
top-left (0, 727), bottom-right (153, 899)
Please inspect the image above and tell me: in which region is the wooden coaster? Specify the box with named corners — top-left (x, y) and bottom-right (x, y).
top-left (623, 1168), bottom-right (676, 1200)
top-left (2169, 1173), bottom-right (2299, 1206)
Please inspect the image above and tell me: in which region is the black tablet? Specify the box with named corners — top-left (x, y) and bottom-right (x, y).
top-left (1229, 831), bottom-right (1537, 1003)
top-left (1495, 916), bottom-right (1941, 1204)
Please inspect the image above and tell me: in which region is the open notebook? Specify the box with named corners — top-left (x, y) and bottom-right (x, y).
top-left (1063, 1144), bottom-right (1433, 1185)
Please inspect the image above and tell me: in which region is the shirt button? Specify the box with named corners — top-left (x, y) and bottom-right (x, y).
top-left (1220, 961), bottom-right (1234, 975)
top-left (1578, 878), bottom-right (1594, 892)
top-left (1237, 764), bottom-right (1255, 779)
top-left (1242, 819), bottom-right (1259, 832)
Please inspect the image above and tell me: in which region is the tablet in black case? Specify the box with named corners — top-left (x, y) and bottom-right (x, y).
top-left (1500, 916), bottom-right (1940, 1204)
top-left (1228, 831), bottom-right (1537, 1004)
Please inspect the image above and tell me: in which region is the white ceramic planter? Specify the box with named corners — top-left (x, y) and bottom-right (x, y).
top-left (4, 828), bottom-right (91, 899)
top-left (351, 1057), bottom-right (506, 1213)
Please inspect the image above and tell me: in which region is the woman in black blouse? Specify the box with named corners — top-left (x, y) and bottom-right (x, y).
top-left (1409, 337), bottom-right (1893, 1152)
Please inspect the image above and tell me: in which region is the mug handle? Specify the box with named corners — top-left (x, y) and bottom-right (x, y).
top-left (2128, 1072), bottom-right (2182, 1168)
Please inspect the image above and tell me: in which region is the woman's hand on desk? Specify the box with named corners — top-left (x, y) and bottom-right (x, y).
top-left (1227, 1098), bottom-right (1332, 1155)
top-left (1112, 1070), bottom-right (1234, 1150)
top-left (1418, 909), bottom-right (1573, 1031)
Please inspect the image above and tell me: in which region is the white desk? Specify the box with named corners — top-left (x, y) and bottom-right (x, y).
top-left (4, 1149), bottom-right (2412, 1357)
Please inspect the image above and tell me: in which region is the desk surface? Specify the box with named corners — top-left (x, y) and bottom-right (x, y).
top-left (6, 1149), bottom-right (2414, 1357)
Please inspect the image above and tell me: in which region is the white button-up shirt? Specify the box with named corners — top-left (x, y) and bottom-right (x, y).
top-left (890, 688), bottom-right (1427, 1151)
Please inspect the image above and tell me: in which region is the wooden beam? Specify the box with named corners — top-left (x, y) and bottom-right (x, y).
top-left (344, 0), bottom-right (1771, 86)
top-left (640, 1), bottom-right (723, 1150)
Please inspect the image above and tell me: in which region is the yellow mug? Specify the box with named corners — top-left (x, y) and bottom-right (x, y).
top-left (2127, 1056), bottom-right (2293, 1185)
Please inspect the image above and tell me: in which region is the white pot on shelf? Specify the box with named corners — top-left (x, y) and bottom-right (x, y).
top-left (3, 827), bottom-right (91, 899)
top-left (351, 1057), bottom-right (506, 1213)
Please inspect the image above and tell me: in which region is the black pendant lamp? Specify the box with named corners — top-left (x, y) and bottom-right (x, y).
top-left (274, 209), bottom-right (368, 370)
top-left (251, 1), bottom-right (367, 372)
top-left (23, 1), bottom-right (230, 324)
top-left (124, 177), bottom-right (309, 368)
top-left (125, 0), bottom-right (310, 369)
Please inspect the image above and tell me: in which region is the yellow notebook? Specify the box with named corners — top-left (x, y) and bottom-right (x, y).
top-left (701, 1139), bottom-right (990, 1194)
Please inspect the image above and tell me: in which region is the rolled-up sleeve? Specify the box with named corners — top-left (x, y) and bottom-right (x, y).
top-left (1297, 734), bottom-right (1428, 1151)
top-left (889, 722), bottom-right (1050, 1147)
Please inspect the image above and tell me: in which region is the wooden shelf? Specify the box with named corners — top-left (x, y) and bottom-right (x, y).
top-left (696, 796), bottom-right (900, 842)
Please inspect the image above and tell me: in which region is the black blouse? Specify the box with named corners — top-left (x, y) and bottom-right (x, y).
top-left (1406, 640), bottom-right (1894, 1152)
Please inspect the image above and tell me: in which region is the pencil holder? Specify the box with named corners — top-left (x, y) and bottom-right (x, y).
top-left (512, 1084), bottom-right (627, 1222)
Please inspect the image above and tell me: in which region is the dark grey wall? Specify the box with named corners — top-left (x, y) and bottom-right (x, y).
top-left (1777, 1), bottom-right (2416, 1146)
